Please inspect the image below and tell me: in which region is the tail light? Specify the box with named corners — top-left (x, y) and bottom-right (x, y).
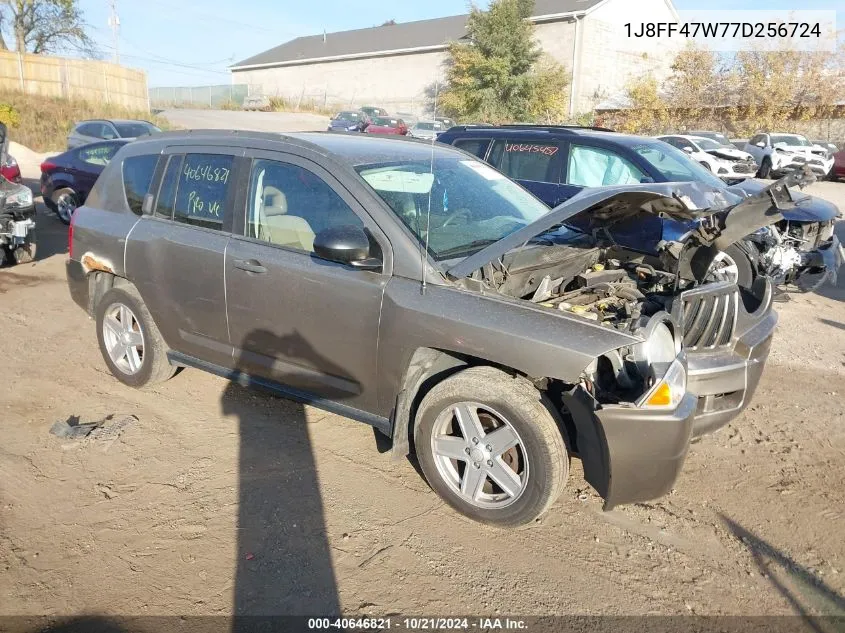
top-left (68, 208), bottom-right (76, 259)
top-left (40, 160), bottom-right (57, 173)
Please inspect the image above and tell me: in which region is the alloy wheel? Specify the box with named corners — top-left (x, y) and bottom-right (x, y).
top-left (56, 193), bottom-right (77, 223)
top-left (102, 303), bottom-right (145, 375)
top-left (710, 251), bottom-right (740, 284)
top-left (430, 402), bottom-right (529, 509)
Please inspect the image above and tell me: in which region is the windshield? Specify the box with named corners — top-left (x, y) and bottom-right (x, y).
top-left (415, 122), bottom-right (442, 131)
top-left (693, 132), bottom-right (732, 146)
top-left (115, 122), bottom-right (157, 137)
top-left (635, 141), bottom-right (726, 188)
top-left (357, 158), bottom-right (551, 260)
top-left (335, 112), bottom-right (360, 122)
top-left (694, 137), bottom-right (724, 151)
top-left (771, 134), bottom-right (811, 147)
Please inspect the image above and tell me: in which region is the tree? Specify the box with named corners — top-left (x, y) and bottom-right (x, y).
top-left (0, 0), bottom-right (93, 55)
top-left (439, 0), bottom-right (570, 123)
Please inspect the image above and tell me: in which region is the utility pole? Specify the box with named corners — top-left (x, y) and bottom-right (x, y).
top-left (108, 0), bottom-right (120, 64)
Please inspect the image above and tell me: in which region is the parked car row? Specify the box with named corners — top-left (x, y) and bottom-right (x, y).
top-left (327, 107), bottom-right (454, 139)
top-left (58, 120), bottom-right (839, 527)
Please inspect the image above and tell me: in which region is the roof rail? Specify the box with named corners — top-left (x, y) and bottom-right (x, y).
top-left (499, 124), bottom-right (616, 133)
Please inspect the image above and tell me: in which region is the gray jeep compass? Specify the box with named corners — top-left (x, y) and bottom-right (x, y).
top-left (66, 130), bottom-right (800, 526)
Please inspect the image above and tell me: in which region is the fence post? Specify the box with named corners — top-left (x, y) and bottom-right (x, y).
top-left (103, 66), bottom-right (111, 104)
top-left (189, 86), bottom-right (193, 107)
top-left (16, 51), bottom-right (24, 92)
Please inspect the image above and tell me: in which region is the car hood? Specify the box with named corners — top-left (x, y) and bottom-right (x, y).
top-left (728, 178), bottom-right (840, 222)
top-left (705, 147), bottom-right (754, 162)
top-left (447, 169), bottom-right (817, 281)
top-left (778, 144), bottom-right (830, 156)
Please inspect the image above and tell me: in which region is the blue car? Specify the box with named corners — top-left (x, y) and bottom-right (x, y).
top-left (437, 125), bottom-right (843, 290)
top-left (327, 110), bottom-right (370, 133)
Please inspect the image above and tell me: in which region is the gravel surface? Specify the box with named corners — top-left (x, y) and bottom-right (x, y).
top-left (1, 141), bottom-right (843, 619)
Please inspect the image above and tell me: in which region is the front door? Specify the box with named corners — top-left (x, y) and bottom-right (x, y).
top-left (125, 147), bottom-right (241, 366)
top-left (224, 151), bottom-right (389, 413)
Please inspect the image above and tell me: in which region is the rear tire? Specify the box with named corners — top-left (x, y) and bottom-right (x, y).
top-left (95, 285), bottom-right (176, 388)
top-left (51, 188), bottom-right (78, 225)
top-left (414, 366), bottom-right (568, 527)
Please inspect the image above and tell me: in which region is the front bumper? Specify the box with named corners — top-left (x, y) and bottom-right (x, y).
top-left (686, 303), bottom-right (777, 437)
top-left (774, 155), bottom-right (834, 177)
top-left (718, 162), bottom-right (758, 178)
top-left (594, 392), bottom-right (697, 511)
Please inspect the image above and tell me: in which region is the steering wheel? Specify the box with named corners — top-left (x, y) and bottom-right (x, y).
top-left (441, 208), bottom-right (471, 228)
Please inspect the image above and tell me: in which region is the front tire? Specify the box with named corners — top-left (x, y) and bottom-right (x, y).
top-left (95, 285), bottom-right (176, 388)
top-left (757, 157), bottom-right (772, 179)
top-left (711, 243), bottom-right (755, 289)
top-left (414, 367), bottom-right (568, 527)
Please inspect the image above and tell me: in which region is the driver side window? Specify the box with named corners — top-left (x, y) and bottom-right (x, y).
top-left (567, 144), bottom-right (646, 187)
top-left (246, 159), bottom-right (366, 255)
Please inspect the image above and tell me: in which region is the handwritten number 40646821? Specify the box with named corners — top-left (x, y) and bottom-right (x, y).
top-left (183, 163), bottom-right (230, 184)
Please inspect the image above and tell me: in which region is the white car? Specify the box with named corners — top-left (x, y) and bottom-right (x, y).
top-left (408, 120), bottom-right (445, 141)
top-left (657, 134), bottom-right (758, 178)
top-left (744, 133), bottom-right (835, 179)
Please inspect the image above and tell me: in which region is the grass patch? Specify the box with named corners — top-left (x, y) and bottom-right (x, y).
top-left (269, 96), bottom-right (334, 116)
top-left (0, 90), bottom-right (172, 152)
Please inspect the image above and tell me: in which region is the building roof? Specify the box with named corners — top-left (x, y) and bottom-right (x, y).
top-left (232, 0), bottom-right (606, 70)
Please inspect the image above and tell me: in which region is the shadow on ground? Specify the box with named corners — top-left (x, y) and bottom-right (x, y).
top-left (722, 514), bottom-right (845, 625)
top-left (221, 328), bottom-right (351, 621)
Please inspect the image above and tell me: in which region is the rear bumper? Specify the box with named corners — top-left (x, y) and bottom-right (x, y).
top-left (66, 258), bottom-right (89, 313)
top-left (686, 307), bottom-right (777, 437)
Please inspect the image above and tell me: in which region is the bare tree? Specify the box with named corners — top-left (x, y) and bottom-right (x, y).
top-left (0, 0), bottom-right (94, 55)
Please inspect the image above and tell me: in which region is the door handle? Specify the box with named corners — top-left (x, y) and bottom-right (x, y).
top-left (234, 259), bottom-right (267, 274)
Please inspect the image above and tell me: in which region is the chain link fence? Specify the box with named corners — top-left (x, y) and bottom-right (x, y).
top-left (148, 84), bottom-right (250, 109)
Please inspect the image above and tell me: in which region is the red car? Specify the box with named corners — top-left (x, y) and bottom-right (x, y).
top-left (365, 116), bottom-right (408, 136)
top-left (833, 149), bottom-right (845, 181)
top-left (1, 155), bottom-right (22, 183)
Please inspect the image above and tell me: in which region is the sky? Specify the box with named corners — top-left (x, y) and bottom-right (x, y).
top-left (77, 0), bottom-right (844, 87)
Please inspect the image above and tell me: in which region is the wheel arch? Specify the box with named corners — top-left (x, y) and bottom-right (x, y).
top-left (389, 347), bottom-right (574, 461)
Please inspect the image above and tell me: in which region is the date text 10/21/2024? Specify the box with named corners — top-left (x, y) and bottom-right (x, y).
top-left (307, 618), bottom-right (529, 630)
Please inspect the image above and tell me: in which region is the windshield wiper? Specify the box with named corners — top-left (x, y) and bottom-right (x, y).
top-left (438, 239), bottom-right (499, 258)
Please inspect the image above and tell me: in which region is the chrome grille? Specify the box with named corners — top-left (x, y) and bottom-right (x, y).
top-left (673, 283), bottom-right (739, 350)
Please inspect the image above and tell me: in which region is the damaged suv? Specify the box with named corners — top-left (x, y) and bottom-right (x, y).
top-left (66, 132), bottom-right (802, 526)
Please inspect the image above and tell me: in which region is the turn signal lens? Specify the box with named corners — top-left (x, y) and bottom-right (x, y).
top-left (639, 358), bottom-right (686, 409)
top-left (646, 382), bottom-right (672, 407)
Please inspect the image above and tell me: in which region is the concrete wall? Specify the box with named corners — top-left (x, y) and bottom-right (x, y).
top-left (231, 0), bottom-right (680, 118)
top-left (574, 0), bottom-right (680, 113)
top-left (231, 50), bottom-right (449, 116)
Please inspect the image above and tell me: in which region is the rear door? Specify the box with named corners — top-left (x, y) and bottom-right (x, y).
top-left (224, 150), bottom-right (389, 414)
top-left (125, 146), bottom-right (241, 366)
top-left (486, 137), bottom-right (564, 207)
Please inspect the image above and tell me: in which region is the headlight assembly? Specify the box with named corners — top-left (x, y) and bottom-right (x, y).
top-left (629, 313), bottom-right (680, 382)
top-left (5, 187), bottom-right (32, 207)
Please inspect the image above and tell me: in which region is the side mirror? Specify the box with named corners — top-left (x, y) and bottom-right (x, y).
top-left (682, 146), bottom-right (694, 154)
top-left (313, 225), bottom-right (381, 270)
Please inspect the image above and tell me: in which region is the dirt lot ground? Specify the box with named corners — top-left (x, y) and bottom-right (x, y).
top-left (1, 146), bottom-right (844, 620)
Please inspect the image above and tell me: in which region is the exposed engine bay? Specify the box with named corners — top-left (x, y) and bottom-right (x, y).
top-left (469, 239), bottom-right (691, 402)
top-left (0, 177), bottom-right (37, 265)
top-left (747, 219), bottom-right (841, 291)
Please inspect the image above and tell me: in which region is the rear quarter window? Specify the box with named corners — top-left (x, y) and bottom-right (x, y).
top-left (452, 139), bottom-right (491, 159)
top-left (122, 155), bottom-right (159, 215)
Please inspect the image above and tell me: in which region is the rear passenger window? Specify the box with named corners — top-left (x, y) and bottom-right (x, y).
top-left (154, 155), bottom-right (182, 219)
top-left (122, 155), bottom-right (159, 215)
top-left (490, 140), bottom-right (561, 183)
top-left (173, 154), bottom-right (233, 230)
top-left (78, 144), bottom-right (119, 166)
top-left (453, 139), bottom-right (490, 159)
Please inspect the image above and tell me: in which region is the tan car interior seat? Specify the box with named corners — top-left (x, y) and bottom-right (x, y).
top-left (261, 186), bottom-right (316, 252)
